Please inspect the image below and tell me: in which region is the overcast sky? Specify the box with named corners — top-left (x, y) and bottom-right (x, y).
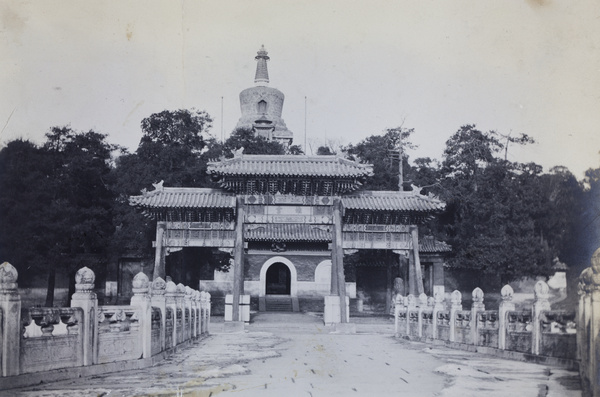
top-left (2, 0), bottom-right (599, 178)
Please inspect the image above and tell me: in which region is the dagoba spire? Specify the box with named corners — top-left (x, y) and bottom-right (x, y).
top-left (254, 45), bottom-right (270, 85)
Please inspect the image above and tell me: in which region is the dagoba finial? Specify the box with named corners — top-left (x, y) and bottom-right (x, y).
top-left (254, 45), bottom-right (270, 85)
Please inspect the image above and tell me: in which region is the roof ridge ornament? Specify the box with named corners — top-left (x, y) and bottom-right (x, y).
top-left (152, 180), bottom-right (164, 191)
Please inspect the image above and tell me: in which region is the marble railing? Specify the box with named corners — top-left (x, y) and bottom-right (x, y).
top-left (0, 262), bottom-right (211, 377)
top-left (394, 281), bottom-right (577, 362)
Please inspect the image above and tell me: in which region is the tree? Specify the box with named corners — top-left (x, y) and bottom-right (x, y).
top-left (140, 108), bottom-right (212, 151)
top-left (221, 127), bottom-right (286, 157)
top-left (316, 145), bottom-right (334, 155)
top-left (435, 125), bottom-right (565, 284)
top-left (0, 128), bottom-right (118, 305)
top-left (343, 127), bottom-right (417, 191)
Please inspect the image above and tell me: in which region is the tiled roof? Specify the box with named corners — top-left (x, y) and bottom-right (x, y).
top-left (245, 224), bottom-right (332, 242)
top-left (419, 237), bottom-right (452, 253)
top-left (342, 190), bottom-right (445, 213)
top-left (208, 155), bottom-right (373, 178)
top-left (129, 187), bottom-right (236, 209)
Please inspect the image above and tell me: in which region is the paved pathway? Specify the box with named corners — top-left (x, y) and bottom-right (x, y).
top-left (2, 313), bottom-right (581, 396)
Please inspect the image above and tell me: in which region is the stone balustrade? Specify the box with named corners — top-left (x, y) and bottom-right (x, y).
top-left (0, 262), bottom-right (211, 378)
top-left (578, 247), bottom-right (600, 397)
top-left (395, 280), bottom-right (577, 363)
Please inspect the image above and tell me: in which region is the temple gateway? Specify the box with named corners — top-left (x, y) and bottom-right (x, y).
top-left (129, 47), bottom-right (449, 323)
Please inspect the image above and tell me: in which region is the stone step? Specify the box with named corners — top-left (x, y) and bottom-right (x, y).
top-left (265, 297), bottom-right (293, 312)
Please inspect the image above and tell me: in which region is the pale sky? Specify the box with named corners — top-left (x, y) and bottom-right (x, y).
top-left (1, 0), bottom-right (599, 178)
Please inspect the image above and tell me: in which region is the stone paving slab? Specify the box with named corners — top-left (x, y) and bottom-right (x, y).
top-left (1, 313), bottom-right (582, 397)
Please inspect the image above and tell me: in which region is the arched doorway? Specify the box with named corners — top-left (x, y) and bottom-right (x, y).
top-left (259, 256), bottom-right (298, 297)
top-left (265, 262), bottom-right (291, 295)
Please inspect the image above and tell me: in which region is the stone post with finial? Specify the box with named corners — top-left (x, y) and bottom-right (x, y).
top-left (431, 290), bottom-right (445, 340)
top-left (471, 287), bottom-right (485, 346)
top-left (449, 290), bottom-right (462, 343)
top-left (498, 284), bottom-right (515, 350)
top-left (577, 247), bottom-right (600, 397)
top-left (0, 262), bottom-right (21, 376)
top-left (130, 272), bottom-right (151, 358)
top-left (165, 279), bottom-right (178, 347)
top-left (184, 286), bottom-right (193, 341)
top-left (150, 277), bottom-right (166, 351)
top-left (70, 266), bottom-right (98, 366)
top-left (532, 280), bottom-right (551, 355)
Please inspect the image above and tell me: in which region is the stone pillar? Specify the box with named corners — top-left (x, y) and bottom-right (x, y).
top-left (165, 280), bottom-right (177, 347)
top-left (410, 226), bottom-right (424, 295)
top-left (70, 266), bottom-right (98, 366)
top-left (531, 281), bottom-right (551, 355)
top-left (498, 284), bottom-right (515, 350)
top-left (232, 197), bottom-right (245, 323)
top-left (471, 287), bottom-right (485, 346)
top-left (150, 277), bottom-right (167, 351)
top-left (0, 262), bottom-right (21, 376)
top-left (332, 197), bottom-right (347, 323)
top-left (153, 222), bottom-right (167, 280)
top-left (130, 272), bottom-right (151, 358)
top-left (431, 290), bottom-right (445, 339)
top-left (432, 259), bottom-right (445, 297)
top-left (448, 290), bottom-right (462, 343)
top-left (408, 251), bottom-right (416, 295)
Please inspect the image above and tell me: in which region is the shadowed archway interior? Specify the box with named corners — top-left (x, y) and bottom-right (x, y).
top-left (265, 262), bottom-right (291, 295)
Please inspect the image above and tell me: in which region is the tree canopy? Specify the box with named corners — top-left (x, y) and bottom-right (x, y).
top-left (0, 127), bottom-right (118, 305)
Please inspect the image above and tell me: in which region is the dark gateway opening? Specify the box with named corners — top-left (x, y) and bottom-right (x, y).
top-left (265, 262), bottom-right (291, 295)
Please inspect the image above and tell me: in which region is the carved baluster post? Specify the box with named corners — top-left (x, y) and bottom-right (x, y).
top-left (153, 222), bottom-right (167, 280)
top-left (417, 293), bottom-right (427, 338)
top-left (130, 272), bottom-right (151, 358)
top-left (449, 290), bottom-right (462, 343)
top-left (0, 262), bottom-right (21, 376)
top-left (70, 266), bottom-right (98, 366)
top-left (176, 284), bottom-right (186, 344)
top-left (195, 291), bottom-right (202, 337)
top-left (432, 290), bottom-right (445, 340)
top-left (206, 292), bottom-right (211, 333)
top-left (165, 280), bottom-right (177, 347)
top-left (150, 277), bottom-right (166, 351)
top-left (498, 285), bottom-right (515, 350)
top-left (394, 294), bottom-right (404, 336)
top-left (532, 281), bottom-right (551, 355)
top-left (471, 287), bottom-right (485, 346)
top-left (578, 248), bottom-right (600, 397)
top-left (199, 291), bottom-right (206, 334)
top-left (192, 290), bottom-right (199, 338)
top-left (405, 294), bottom-right (416, 336)
top-left (184, 286), bottom-right (193, 341)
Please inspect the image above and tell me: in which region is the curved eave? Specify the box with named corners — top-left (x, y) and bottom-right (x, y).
top-left (207, 155), bottom-right (374, 179)
top-left (342, 191), bottom-right (446, 213)
top-left (129, 188), bottom-right (236, 210)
